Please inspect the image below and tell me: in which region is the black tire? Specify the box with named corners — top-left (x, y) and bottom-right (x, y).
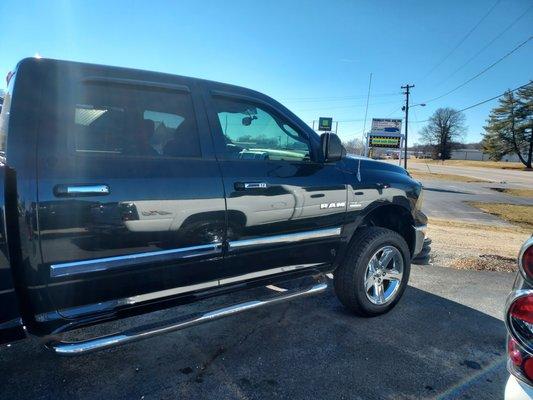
top-left (333, 227), bottom-right (411, 317)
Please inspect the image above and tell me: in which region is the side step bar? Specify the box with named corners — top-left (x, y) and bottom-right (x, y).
top-left (47, 281), bottom-right (327, 356)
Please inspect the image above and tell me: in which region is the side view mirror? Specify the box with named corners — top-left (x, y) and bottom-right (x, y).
top-left (320, 132), bottom-right (345, 162)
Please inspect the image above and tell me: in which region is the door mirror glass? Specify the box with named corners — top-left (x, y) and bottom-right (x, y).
top-left (320, 133), bottom-right (345, 162)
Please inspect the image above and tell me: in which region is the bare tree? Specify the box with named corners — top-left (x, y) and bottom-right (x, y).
top-left (343, 137), bottom-right (364, 155)
top-left (420, 108), bottom-right (466, 160)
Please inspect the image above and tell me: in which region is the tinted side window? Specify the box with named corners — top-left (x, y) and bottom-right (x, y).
top-left (213, 97), bottom-right (311, 162)
top-left (71, 83), bottom-right (201, 158)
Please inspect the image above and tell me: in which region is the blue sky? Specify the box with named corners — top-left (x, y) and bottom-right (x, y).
top-left (0, 0), bottom-right (531, 145)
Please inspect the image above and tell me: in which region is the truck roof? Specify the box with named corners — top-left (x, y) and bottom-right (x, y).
top-left (16, 57), bottom-right (272, 101)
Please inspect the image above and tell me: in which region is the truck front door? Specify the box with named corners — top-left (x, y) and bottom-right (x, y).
top-left (203, 88), bottom-right (347, 281)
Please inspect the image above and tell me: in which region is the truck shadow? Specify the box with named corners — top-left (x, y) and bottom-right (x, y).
top-left (423, 187), bottom-right (470, 195)
top-left (0, 285), bottom-right (507, 400)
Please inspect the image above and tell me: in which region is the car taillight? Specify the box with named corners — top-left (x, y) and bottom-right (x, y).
top-left (506, 290), bottom-right (533, 385)
top-left (508, 336), bottom-right (533, 383)
top-left (525, 358), bottom-right (533, 381)
top-left (520, 242), bottom-right (533, 280)
top-left (505, 238), bottom-right (533, 385)
top-left (508, 336), bottom-right (523, 366)
top-left (509, 295), bottom-right (533, 325)
top-left (507, 291), bottom-right (533, 351)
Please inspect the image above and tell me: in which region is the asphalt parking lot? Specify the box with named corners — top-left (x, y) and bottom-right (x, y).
top-left (0, 264), bottom-right (514, 400)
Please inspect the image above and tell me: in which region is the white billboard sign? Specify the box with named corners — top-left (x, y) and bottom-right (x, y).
top-left (370, 118), bottom-right (402, 134)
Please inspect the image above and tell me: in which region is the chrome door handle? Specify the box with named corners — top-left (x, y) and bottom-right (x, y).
top-left (234, 182), bottom-right (267, 190)
top-left (54, 184), bottom-right (110, 197)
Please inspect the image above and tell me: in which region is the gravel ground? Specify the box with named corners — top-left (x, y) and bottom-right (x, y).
top-left (426, 219), bottom-right (529, 272)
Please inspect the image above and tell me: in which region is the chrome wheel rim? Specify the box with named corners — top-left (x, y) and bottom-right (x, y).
top-left (364, 245), bottom-right (404, 305)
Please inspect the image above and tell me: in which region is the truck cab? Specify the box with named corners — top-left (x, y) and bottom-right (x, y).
top-left (0, 58), bottom-right (427, 354)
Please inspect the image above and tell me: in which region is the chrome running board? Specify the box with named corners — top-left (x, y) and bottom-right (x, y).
top-left (47, 280), bottom-right (327, 356)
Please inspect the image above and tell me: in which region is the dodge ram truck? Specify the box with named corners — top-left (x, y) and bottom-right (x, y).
top-left (0, 58), bottom-right (427, 355)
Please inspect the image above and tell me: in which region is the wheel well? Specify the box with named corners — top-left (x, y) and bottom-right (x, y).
top-left (358, 205), bottom-right (415, 255)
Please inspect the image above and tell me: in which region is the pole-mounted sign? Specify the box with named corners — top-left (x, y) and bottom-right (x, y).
top-left (318, 117), bottom-right (333, 131)
top-left (368, 118), bottom-right (403, 149)
top-left (365, 118), bottom-right (404, 166)
top-left (368, 135), bottom-right (401, 148)
top-left (370, 118), bottom-right (402, 133)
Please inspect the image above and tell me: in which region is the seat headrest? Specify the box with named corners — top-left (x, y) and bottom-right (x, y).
top-left (140, 119), bottom-right (155, 136)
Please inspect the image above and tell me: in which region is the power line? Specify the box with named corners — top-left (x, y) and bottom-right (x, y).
top-left (410, 81), bottom-right (532, 124)
top-left (422, 0), bottom-right (501, 79)
top-left (279, 92), bottom-right (400, 102)
top-left (292, 98), bottom-right (399, 112)
top-left (423, 36), bottom-right (532, 104)
top-left (437, 4), bottom-right (533, 87)
top-left (455, 81), bottom-right (531, 113)
top-left (385, 106), bottom-right (403, 117)
top-left (336, 118), bottom-right (367, 123)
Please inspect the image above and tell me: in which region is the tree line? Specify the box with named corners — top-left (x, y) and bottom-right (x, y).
top-left (417, 81), bottom-right (532, 168)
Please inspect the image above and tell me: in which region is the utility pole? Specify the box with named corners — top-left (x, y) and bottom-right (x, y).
top-left (401, 84), bottom-right (414, 169)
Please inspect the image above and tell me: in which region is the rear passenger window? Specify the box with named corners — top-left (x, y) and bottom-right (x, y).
top-left (71, 83), bottom-right (201, 158)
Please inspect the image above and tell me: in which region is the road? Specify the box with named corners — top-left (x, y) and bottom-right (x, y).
top-left (380, 159), bottom-right (533, 226)
top-left (408, 161), bottom-right (533, 188)
top-left (419, 179), bottom-right (533, 226)
top-left (0, 265), bottom-right (514, 400)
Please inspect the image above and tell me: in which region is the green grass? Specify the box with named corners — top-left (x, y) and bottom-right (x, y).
top-left (489, 188), bottom-right (533, 198)
top-left (467, 202), bottom-right (533, 230)
top-left (409, 170), bottom-right (490, 183)
top-left (412, 159), bottom-right (528, 170)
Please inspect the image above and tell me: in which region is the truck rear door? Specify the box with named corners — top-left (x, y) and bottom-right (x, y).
top-left (35, 62), bottom-right (226, 322)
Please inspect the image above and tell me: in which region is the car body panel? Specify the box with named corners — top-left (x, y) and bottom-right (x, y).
top-left (505, 374), bottom-right (533, 400)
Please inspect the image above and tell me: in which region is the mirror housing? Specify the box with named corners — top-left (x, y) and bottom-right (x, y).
top-left (320, 132), bottom-right (345, 162)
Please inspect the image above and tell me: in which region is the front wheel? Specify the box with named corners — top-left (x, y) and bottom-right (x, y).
top-left (334, 227), bottom-right (411, 317)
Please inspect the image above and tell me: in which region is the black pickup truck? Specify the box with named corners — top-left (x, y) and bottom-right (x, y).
top-left (0, 58), bottom-right (427, 355)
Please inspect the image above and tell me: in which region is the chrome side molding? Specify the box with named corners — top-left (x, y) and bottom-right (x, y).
top-left (50, 243), bottom-right (222, 278)
top-left (229, 227), bottom-right (342, 251)
top-left (47, 280), bottom-right (328, 356)
top-left (49, 226), bottom-right (342, 278)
